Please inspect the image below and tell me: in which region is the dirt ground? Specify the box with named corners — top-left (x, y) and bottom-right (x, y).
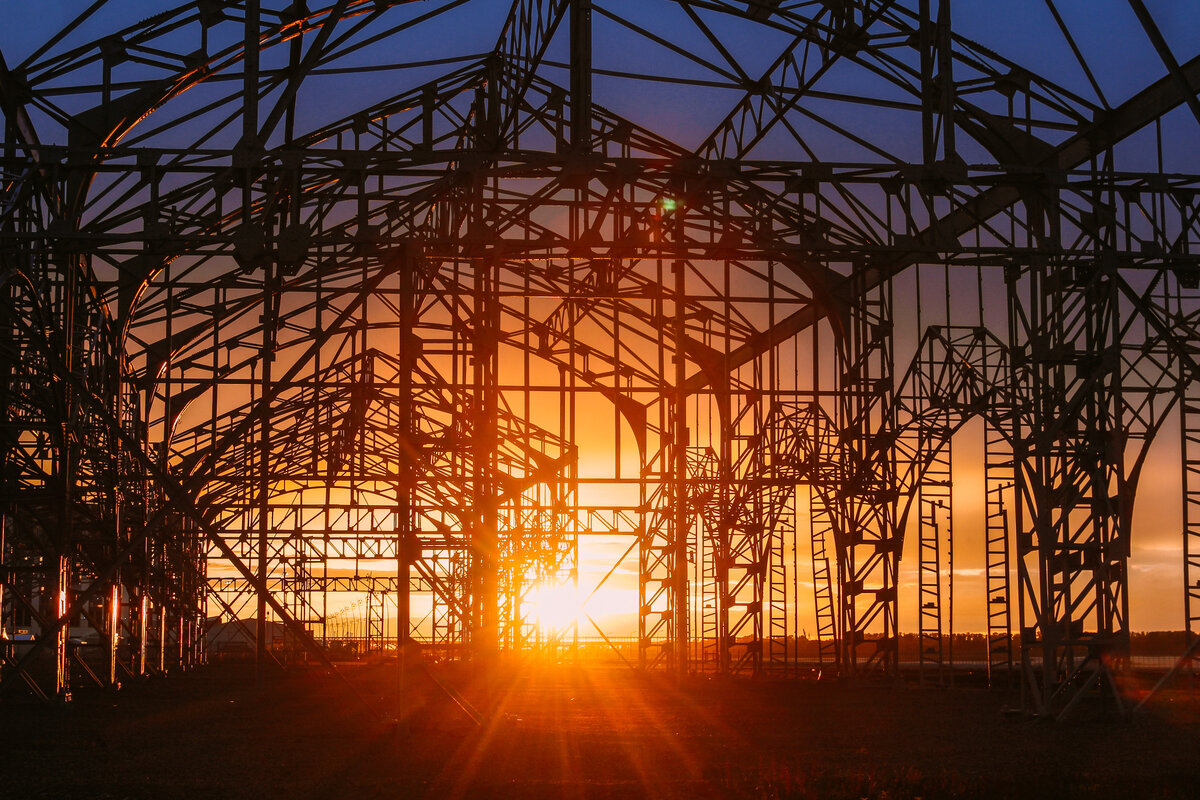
top-left (2, 659), bottom-right (1198, 799)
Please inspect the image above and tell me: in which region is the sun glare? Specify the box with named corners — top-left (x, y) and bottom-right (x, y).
top-left (526, 581), bottom-right (638, 635)
top-left (527, 582), bottom-right (583, 632)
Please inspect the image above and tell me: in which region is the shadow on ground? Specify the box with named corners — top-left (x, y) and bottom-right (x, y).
top-left (2, 659), bottom-right (1198, 799)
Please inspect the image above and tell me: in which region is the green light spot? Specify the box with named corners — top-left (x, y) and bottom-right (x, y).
top-left (661, 197), bottom-right (677, 212)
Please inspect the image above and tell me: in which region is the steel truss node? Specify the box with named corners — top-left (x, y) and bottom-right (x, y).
top-left (1, 1), bottom-right (1198, 718)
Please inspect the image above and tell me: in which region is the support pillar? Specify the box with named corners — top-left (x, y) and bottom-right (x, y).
top-left (54, 554), bottom-right (70, 701)
top-left (108, 581), bottom-right (120, 686)
top-left (569, 0), bottom-right (592, 153)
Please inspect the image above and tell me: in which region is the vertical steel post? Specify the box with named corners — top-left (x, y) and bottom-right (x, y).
top-left (569, 0), bottom-right (592, 153)
top-left (397, 241), bottom-right (417, 719)
top-left (137, 591), bottom-right (148, 677)
top-left (242, 0), bottom-right (271, 684)
top-left (108, 582), bottom-right (119, 686)
top-left (1186, 392), bottom-right (1200, 645)
top-left (54, 555), bottom-right (70, 700)
top-left (919, 0), bottom-right (955, 164)
top-left (158, 605), bottom-right (167, 673)
top-left (0, 514), bottom-right (7, 671)
top-left (473, 252), bottom-right (499, 669)
top-left (672, 258), bottom-right (689, 678)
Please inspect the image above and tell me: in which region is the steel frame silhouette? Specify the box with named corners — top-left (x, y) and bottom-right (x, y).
top-left (0, 0), bottom-right (1198, 718)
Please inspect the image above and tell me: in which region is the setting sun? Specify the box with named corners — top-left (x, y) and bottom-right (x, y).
top-left (527, 581), bottom-right (636, 634)
top-left (527, 582), bottom-right (583, 632)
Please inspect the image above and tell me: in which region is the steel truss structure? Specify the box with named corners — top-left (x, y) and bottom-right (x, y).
top-left (1, 0), bottom-right (1198, 718)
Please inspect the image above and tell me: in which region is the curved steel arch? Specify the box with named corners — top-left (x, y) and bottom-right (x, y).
top-left (1, 1), bottom-right (1198, 720)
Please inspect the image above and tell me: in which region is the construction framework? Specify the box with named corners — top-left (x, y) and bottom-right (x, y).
top-left (0, 0), bottom-right (1198, 719)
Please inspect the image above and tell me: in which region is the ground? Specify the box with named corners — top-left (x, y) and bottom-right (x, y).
top-left (2, 659), bottom-right (1198, 799)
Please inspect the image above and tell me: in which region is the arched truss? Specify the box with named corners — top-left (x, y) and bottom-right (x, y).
top-left (1, 0), bottom-right (1198, 718)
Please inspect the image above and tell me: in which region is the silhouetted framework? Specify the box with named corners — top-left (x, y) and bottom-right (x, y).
top-left (0, 0), bottom-right (1198, 719)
